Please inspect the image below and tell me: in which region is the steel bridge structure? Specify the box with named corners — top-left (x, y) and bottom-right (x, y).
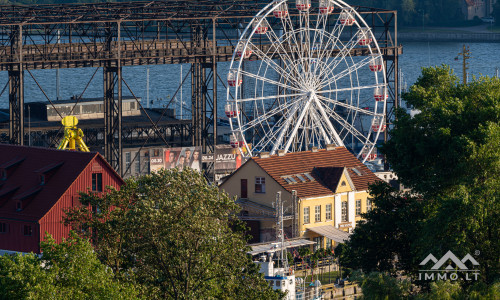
top-left (0, 0), bottom-right (401, 176)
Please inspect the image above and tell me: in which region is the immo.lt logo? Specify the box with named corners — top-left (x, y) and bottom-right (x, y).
top-left (418, 250), bottom-right (480, 281)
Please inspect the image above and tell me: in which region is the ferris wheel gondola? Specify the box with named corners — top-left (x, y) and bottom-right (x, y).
top-left (226, 0), bottom-right (387, 162)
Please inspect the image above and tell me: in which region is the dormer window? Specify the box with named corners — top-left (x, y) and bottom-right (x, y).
top-left (39, 174), bottom-right (45, 185)
top-left (16, 201), bottom-right (22, 211)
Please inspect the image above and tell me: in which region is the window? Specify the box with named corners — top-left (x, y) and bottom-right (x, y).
top-left (16, 201), bottom-right (22, 211)
top-left (275, 280), bottom-right (281, 287)
top-left (313, 236), bottom-right (322, 251)
top-left (135, 154), bottom-right (141, 173)
top-left (296, 174), bottom-right (306, 182)
top-left (282, 176), bottom-right (297, 184)
top-left (341, 181), bottom-right (347, 186)
top-left (303, 207), bottom-right (310, 224)
top-left (39, 174), bottom-right (45, 185)
top-left (356, 199), bottom-right (361, 216)
top-left (315, 205), bottom-right (321, 222)
top-left (92, 173), bottom-right (103, 192)
top-left (0, 223), bottom-right (7, 233)
top-left (341, 201), bottom-right (348, 222)
top-left (255, 177), bottom-right (265, 193)
top-left (125, 152), bottom-right (131, 173)
top-left (304, 173), bottom-right (315, 181)
top-left (325, 237), bottom-right (333, 249)
top-left (23, 225), bottom-right (32, 236)
top-left (325, 204), bottom-right (332, 220)
top-left (367, 198), bottom-right (372, 212)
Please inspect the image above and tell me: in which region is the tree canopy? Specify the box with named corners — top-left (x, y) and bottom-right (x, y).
top-left (63, 168), bottom-right (282, 299)
top-left (0, 232), bottom-right (140, 300)
top-left (343, 65), bottom-right (499, 296)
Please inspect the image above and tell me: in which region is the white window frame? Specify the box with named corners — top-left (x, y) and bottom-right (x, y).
top-left (304, 207), bottom-right (310, 224)
top-left (255, 177), bottom-right (266, 193)
top-left (325, 204), bottom-right (332, 220)
top-left (315, 205), bottom-right (321, 222)
top-left (341, 201), bottom-right (348, 222)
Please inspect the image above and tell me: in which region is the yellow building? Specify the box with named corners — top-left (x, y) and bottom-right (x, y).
top-left (220, 146), bottom-right (380, 250)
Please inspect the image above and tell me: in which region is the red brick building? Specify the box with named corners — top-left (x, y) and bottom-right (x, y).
top-left (0, 145), bottom-right (123, 254)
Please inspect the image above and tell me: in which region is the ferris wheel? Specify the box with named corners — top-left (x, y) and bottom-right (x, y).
top-left (225, 0), bottom-right (388, 162)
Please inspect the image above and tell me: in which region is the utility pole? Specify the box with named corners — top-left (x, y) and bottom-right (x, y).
top-left (457, 45), bottom-right (471, 84)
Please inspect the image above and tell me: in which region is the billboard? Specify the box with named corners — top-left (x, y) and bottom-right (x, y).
top-left (150, 147), bottom-right (202, 172)
top-left (150, 145), bottom-right (248, 179)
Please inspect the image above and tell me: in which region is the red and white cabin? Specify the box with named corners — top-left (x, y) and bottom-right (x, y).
top-left (371, 119), bottom-right (386, 132)
top-left (253, 18), bottom-right (269, 34)
top-left (225, 103), bottom-right (240, 118)
top-left (236, 43), bottom-right (252, 59)
top-left (273, 3), bottom-right (289, 18)
top-left (361, 147), bottom-right (378, 161)
top-left (373, 87), bottom-right (388, 102)
top-left (296, 0), bottom-right (311, 11)
top-left (357, 28), bottom-right (372, 46)
top-left (339, 11), bottom-right (355, 26)
top-left (228, 70), bottom-right (242, 87)
top-left (230, 134), bottom-right (244, 148)
top-left (319, 0), bottom-right (334, 14)
top-left (369, 55), bottom-right (383, 72)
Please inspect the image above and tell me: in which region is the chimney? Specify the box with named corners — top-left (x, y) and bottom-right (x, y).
top-left (277, 150), bottom-right (286, 157)
top-left (259, 152), bottom-right (270, 158)
top-left (311, 147), bottom-right (318, 152)
top-left (326, 144), bottom-right (336, 151)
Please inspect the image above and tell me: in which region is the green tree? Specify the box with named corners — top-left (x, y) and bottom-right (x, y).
top-left (344, 65), bottom-right (499, 294)
top-left (343, 182), bottom-right (425, 275)
top-left (0, 232), bottom-right (140, 300)
top-left (64, 168), bottom-right (282, 299)
top-left (351, 271), bottom-right (412, 300)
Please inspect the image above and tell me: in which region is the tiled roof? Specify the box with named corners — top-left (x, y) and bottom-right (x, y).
top-left (252, 147), bottom-right (380, 198)
top-left (0, 145), bottom-right (118, 222)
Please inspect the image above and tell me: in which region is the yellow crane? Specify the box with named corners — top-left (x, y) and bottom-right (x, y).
top-left (57, 116), bottom-right (90, 152)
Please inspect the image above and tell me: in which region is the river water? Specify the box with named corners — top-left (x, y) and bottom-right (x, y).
top-left (0, 42), bottom-right (499, 116)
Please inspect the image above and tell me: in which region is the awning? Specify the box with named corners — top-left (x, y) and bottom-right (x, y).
top-left (247, 239), bottom-right (316, 255)
top-left (307, 225), bottom-right (351, 243)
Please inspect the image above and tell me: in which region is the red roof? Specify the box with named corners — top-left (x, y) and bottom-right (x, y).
top-left (252, 147), bottom-right (380, 198)
top-left (0, 144), bottom-right (121, 222)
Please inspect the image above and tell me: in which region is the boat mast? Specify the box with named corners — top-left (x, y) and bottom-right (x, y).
top-left (275, 191), bottom-right (288, 276)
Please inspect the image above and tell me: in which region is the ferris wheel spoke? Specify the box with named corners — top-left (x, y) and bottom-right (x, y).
top-left (317, 83), bottom-right (384, 95)
top-left (321, 103), bottom-right (372, 145)
top-left (309, 107), bottom-right (332, 145)
top-left (246, 41), bottom-right (304, 87)
top-left (239, 70), bottom-right (302, 93)
top-left (315, 34), bottom-right (361, 81)
top-left (316, 94), bottom-right (380, 117)
top-left (263, 25), bottom-right (305, 79)
top-left (312, 95), bottom-right (344, 146)
top-left (319, 55), bottom-right (373, 89)
top-left (314, 23), bottom-right (345, 63)
top-left (239, 96), bottom-right (305, 132)
top-left (281, 93), bottom-right (315, 153)
top-left (237, 92), bottom-right (307, 103)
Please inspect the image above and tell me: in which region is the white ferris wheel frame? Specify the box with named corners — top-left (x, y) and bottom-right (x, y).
top-left (226, 0), bottom-right (388, 163)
